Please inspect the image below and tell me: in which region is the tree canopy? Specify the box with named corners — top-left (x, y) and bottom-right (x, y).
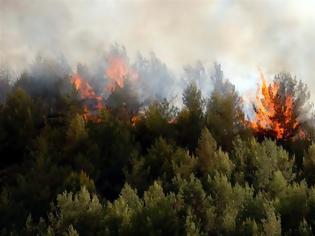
top-left (1, 61), bottom-right (315, 235)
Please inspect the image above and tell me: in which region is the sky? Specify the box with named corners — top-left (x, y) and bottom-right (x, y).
top-left (1, 0), bottom-right (315, 100)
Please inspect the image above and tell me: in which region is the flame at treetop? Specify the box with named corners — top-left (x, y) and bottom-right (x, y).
top-left (71, 56), bottom-right (139, 123)
top-left (251, 71), bottom-right (301, 140)
top-left (105, 56), bottom-right (138, 92)
top-left (71, 73), bottom-right (103, 120)
top-left (72, 73), bottom-right (96, 99)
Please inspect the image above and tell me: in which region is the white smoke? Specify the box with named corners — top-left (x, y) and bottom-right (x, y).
top-left (1, 0), bottom-right (315, 99)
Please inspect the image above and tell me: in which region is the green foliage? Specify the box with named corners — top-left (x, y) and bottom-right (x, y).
top-left (298, 219), bottom-right (313, 236)
top-left (206, 174), bottom-right (254, 234)
top-left (276, 182), bottom-right (308, 234)
top-left (176, 82), bottom-right (205, 151)
top-left (87, 110), bottom-right (137, 199)
top-left (1, 64), bottom-right (315, 235)
top-left (130, 182), bottom-right (180, 235)
top-left (174, 174), bottom-right (215, 234)
top-left (270, 170), bottom-right (288, 198)
top-left (48, 186), bottom-right (103, 235)
top-left (66, 114), bottom-right (87, 143)
top-left (104, 184), bottom-right (142, 235)
top-left (262, 204), bottom-right (282, 236)
top-left (232, 138), bottom-right (294, 192)
top-left (134, 100), bottom-right (177, 151)
top-left (126, 138), bottom-right (197, 193)
top-left (0, 88), bottom-right (37, 167)
top-left (104, 182), bottom-right (181, 235)
top-left (185, 209), bottom-right (203, 236)
top-left (303, 143), bottom-right (315, 185)
top-left (206, 63), bottom-right (251, 151)
top-left (63, 171), bottom-right (96, 193)
top-left (236, 218), bottom-right (260, 236)
top-left (196, 128), bottom-right (234, 178)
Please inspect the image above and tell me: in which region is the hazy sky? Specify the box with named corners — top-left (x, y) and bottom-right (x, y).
top-left (1, 0), bottom-right (315, 98)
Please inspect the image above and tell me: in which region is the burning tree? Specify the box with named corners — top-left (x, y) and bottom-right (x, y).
top-left (251, 72), bottom-right (310, 141)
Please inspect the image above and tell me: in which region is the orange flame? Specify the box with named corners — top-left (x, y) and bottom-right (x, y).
top-left (72, 73), bottom-right (96, 99)
top-left (105, 57), bottom-right (127, 91)
top-left (131, 115), bottom-right (140, 127)
top-left (251, 71), bottom-right (301, 140)
top-left (105, 56), bottom-right (138, 92)
top-left (71, 73), bottom-right (103, 120)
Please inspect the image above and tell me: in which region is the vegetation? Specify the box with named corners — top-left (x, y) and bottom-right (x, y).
top-left (0, 60), bottom-right (315, 235)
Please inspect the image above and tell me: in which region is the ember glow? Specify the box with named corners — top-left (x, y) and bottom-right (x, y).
top-left (251, 71), bottom-right (302, 140)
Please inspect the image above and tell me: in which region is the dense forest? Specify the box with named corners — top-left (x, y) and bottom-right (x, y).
top-left (1, 53), bottom-right (315, 236)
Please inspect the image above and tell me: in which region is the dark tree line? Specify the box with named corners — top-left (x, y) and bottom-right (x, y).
top-left (1, 60), bottom-right (315, 235)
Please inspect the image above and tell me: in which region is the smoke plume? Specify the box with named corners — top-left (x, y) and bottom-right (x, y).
top-left (1, 0), bottom-right (315, 100)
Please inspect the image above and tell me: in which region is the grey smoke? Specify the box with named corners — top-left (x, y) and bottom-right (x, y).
top-left (1, 0), bottom-right (315, 101)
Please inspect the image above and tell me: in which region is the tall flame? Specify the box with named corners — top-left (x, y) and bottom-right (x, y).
top-left (251, 71), bottom-right (301, 140)
top-left (72, 73), bottom-right (96, 99)
top-left (71, 73), bottom-right (103, 120)
top-left (105, 56), bottom-right (138, 92)
top-left (105, 57), bottom-right (127, 91)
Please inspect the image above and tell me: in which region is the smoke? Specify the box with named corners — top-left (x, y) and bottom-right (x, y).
top-left (1, 0), bottom-right (315, 99)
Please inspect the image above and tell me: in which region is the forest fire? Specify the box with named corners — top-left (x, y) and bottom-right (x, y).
top-left (105, 57), bottom-right (127, 91)
top-left (72, 74), bottom-right (96, 99)
top-left (131, 115), bottom-right (140, 126)
top-left (71, 73), bottom-right (103, 120)
top-left (251, 72), bottom-right (302, 140)
top-left (105, 56), bottom-right (138, 92)
top-left (71, 57), bottom-right (140, 122)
